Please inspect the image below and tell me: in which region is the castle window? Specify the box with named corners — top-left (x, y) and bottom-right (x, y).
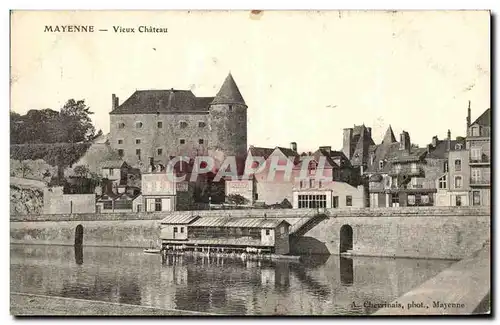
top-left (179, 139), bottom-right (185, 145)
top-left (198, 121), bottom-right (206, 128)
top-left (454, 159), bottom-right (461, 172)
top-left (438, 175), bottom-right (447, 189)
top-left (118, 149), bottom-right (124, 157)
top-left (135, 139), bottom-right (141, 144)
top-left (179, 121), bottom-right (188, 129)
top-left (199, 139), bottom-right (204, 144)
top-left (157, 121), bottom-right (163, 128)
top-left (118, 122), bottom-right (125, 129)
top-left (135, 122), bottom-right (143, 128)
top-left (118, 139), bottom-right (123, 144)
top-left (157, 148), bottom-right (163, 155)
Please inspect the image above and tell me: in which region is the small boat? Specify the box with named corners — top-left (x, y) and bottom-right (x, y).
top-left (144, 248), bottom-right (161, 254)
top-left (144, 241), bottom-right (161, 254)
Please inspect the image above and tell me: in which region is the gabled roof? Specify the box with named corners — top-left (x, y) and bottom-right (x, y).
top-left (386, 147), bottom-right (427, 163)
top-left (110, 90), bottom-right (213, 115)
top-left (471, 108), bottom-right (491, 126)
top-left (248, 146), bottom-right (275, 160)
top-left (160, 213), bottom-right (201, 225)
top-left (211, 73), bottom-right (246, 106)
top-left (190, 217), bottom-right (289, 229)
top-left (276, 147), bottom-right (299, 159)
top-left (100, 160), bottom-right (127, 169)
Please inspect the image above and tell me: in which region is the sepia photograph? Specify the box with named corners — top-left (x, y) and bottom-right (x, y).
top-left (9, 10), bottom-right (491, 316)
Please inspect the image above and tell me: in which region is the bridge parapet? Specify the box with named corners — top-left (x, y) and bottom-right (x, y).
top-left (11, 206), bottom-right (490, 222)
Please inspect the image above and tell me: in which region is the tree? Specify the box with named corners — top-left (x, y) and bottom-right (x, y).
top-left (16, 160), bottom-right (32, 178)
top-left (59, 99), bottom-right (97, 143)
top-left (73, 165), bottom-right (90, 178)
top-left (10, 99), bottom-right (101, 144)
top-left (226, 194), bottom-right (249, 206)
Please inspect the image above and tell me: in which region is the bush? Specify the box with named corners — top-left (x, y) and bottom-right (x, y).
top-left (10, 143), bottom-right (92, 167)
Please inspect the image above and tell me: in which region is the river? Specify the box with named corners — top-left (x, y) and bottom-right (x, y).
top-left (10, 245), bottom-right (455, 315)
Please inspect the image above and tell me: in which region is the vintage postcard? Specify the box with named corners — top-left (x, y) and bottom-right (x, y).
top-left (9, 10), bottom-right (491, 316)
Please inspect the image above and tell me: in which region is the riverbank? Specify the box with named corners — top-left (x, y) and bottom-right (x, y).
top-left (11, 292), bottom-right (218, 316)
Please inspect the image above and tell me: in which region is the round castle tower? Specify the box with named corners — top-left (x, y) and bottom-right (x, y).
top-left (208, 73), bottom-right (248, 164)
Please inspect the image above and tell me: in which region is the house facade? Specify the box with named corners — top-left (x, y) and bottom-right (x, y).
top-left (466, 105), bottom-right (491, 206)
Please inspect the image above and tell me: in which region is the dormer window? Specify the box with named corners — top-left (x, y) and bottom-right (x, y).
top-left (135, 122), bottom-right (143, 128)
top-left (455, 144), bottom-right (463, 150)
top-left (118, 122), bottom-right (125, 129)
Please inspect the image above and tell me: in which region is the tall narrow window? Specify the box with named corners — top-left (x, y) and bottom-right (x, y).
top-left (309, 178), bottom-right (315, 188)
top-left (472, 191), bottom-right (481, 206)
top-left (454, 176), bottom-right (463, 189)
top-left (118, 149), bottom-right (124, 157)
top-left (444, 161), bottom-right (449, 172)
top-left (454, 159), bottom-right (461, 172)
top-left (346, 195), bottom-right (352, 207)
top-left (438, 175), bottom-right (447, 189)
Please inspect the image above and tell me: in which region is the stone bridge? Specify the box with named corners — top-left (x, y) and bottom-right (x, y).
top-left (11, 206), bottom-right (490, 259)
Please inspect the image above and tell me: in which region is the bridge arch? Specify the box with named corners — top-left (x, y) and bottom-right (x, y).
top-left (339, 224), bottom-right (353, 253)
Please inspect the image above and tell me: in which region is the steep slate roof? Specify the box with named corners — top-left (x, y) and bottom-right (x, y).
top-left (382, 126), bottom-right (397, 144)
top-left (471, 108), bottom-right (491, 126)
top-left (110, 90), bottom-right (213, 115)
top-left (211, 73), bottom-right (246, 106)
top-left (276, 147), bottom-right (299, 159)
top-left (248, 146), bottom-right (275, 160)
top-left (426, 139), bottom-right (466, 159)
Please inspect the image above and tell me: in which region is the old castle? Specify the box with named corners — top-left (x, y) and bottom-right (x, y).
top-left (108, 73), bottom-right (248, 167)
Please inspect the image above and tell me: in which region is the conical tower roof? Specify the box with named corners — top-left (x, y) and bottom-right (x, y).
top-left (211, 73), bottom-right (246, 106)
top-left (382, 125), bottom-right (397, 144)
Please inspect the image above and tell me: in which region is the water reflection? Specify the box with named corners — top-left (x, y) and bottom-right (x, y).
top-left (74, 245), bottom-right (83, 265)
top-left (11, 245), bottom-right (456, 315)
top-left (340, 257), bottom-right (353, 286)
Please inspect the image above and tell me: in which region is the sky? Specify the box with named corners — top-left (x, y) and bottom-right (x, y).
top-left (10, 10), bottom-right (490, 152)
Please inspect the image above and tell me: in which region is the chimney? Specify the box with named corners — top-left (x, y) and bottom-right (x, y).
top-left (112, 94), bottom-right (117, 111)
top-left (168, 88), bottom-right (175, 108)
top-left (149, 157), bottom-right (155, 172)
top-left (342, 128), bottom-right (354, 160)
top-left (290, 142), bottom-right (297, 152)
top-left (319, 146), bottom-right (331, 154)
top-left (432, 136), bottom-right (438, 147)
top-left (400, 131), bottom-right (411, 151)
top-left (427, 144), bottom-right (432, 154)
top-left (446, 129), bottom-right (451, 151)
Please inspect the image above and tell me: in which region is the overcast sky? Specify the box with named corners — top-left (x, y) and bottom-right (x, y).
top-left (11, 10), bottom-right (490, 152)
